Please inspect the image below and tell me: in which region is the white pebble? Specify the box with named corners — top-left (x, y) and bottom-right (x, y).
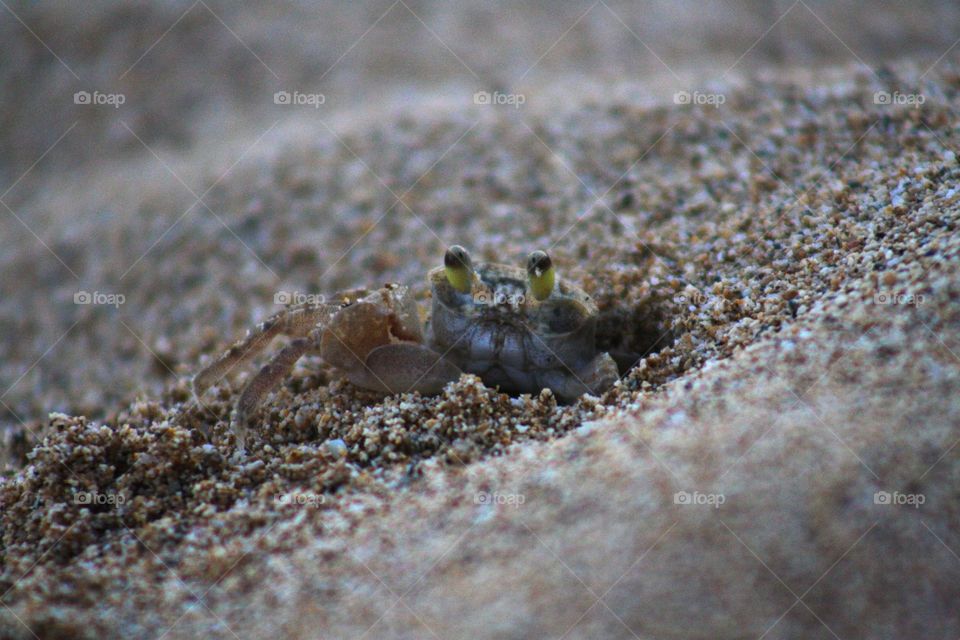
top-left (324, 439), bottom-right (348, 457)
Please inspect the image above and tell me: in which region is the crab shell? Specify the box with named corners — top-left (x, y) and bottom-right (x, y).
top-left (426, 261), bottom-right (618, 401)
top-left (318, 265), bottom-right (617, 402)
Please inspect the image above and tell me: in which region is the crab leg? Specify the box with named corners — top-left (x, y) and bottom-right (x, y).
top-left (192, 302), bottom-right (338, 395)
top-left (234, 331), bottom-right (322, 431)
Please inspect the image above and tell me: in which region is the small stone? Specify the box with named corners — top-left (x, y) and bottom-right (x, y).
top-left (323, 439), bottom-right (348, 458)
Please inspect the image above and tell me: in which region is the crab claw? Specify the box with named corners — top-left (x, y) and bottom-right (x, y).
top-left (536, 352), bottom-right (618, 403)
top-left (364, 343), bottom-right (461, 394)
top-left (321, 285), bottom-right (460, 395)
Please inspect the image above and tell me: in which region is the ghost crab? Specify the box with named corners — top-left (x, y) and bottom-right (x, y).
top-left (193, 246), bottom-right (618, 430)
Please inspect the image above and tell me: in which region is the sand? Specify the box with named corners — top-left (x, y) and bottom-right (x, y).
top-left (2, 2), bottom-right (960, 638)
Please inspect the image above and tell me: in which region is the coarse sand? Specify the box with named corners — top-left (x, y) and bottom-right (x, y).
top-left (2, 2), bottom-right (960, 638)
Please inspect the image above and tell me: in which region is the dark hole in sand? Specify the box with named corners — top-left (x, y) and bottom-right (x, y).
top-left (595, 302), bottom-right (675, 375)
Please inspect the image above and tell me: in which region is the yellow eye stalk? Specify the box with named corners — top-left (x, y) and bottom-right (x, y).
top-left (526, 250), bottom-right (555, 301)
top-left (444, 245), bottom-right (474, 293)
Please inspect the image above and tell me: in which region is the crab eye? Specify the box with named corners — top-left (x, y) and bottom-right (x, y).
top-left (444, 245), bottom-right (473, 293)
top-left (526, 250), bottom-right (555, 301)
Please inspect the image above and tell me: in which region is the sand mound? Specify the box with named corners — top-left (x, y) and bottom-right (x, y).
top-left (2, 2), bottom-right (959, 638)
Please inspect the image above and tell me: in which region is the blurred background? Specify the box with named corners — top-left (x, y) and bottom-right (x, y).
top-left (1, 0), bottom-right (958, 458)
top-left (3, 0), bottom-right (958, 183)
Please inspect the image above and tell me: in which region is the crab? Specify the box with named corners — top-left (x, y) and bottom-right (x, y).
top-left (193, 246), bottom-right (618, 431)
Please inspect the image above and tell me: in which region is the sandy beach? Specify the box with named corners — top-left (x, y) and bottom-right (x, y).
top-left (2, 2), bottom-right (960, 638)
